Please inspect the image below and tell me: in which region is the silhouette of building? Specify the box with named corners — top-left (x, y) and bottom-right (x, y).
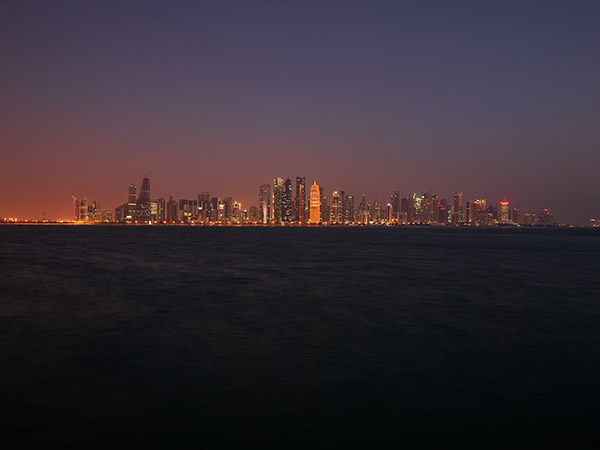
top-left (128, 184), bottom-right (137, 204)
top-left (248, 205), bottom-right (259, 223)
top-left (512, 208), bottom-right (520, 225)
top-left (452, 191), bottom-right (463, 224)
top-left (538, 208), bottom-right (553, 225)
top-left (295, 177), bottom-right (306, 224)
top-left (166, 196), bottom-right (177, 223)
top-left (136, 177), bottom-right (151, 223)
top-left (259, 184), bottom-right (271, 224)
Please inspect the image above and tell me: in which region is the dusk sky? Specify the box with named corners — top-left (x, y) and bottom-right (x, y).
top-left (1, 0), bottom-right (599, 224)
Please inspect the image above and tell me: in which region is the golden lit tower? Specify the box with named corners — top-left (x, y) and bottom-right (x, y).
top-left (500, 200), bottom-right (510, 223)
top-left (309, 181), bottom-right (321, 224)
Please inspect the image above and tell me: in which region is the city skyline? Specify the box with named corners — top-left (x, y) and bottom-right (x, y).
top-left (58, 174), bottom-right (559, 227)
top-left (2, 3), bottom-right (600, 447)
top-left (1, 2), bottom-right (599, 224)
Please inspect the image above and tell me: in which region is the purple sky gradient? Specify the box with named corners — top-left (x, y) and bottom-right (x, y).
top-left (1, 1), bottom-right (599, 223)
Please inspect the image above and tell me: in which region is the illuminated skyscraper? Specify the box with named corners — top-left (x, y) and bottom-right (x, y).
top-left (136, 176), bottom-right (151, 223)
top-left (358, 194), bottom-right (368, 225)
top-left (309, 182), bottom-right (321, 224)
top-left (210, 197), bottom-right (221, 222)
top-left (391, 191), bottom-right (400, 223)
top-left (466, 200), bottom-right (475, 224)
top-left (273, 177), bottom-right (283, 224)
top-left (320, 188), bottom-right (328, 223)
top-left (91, 201), bottom-right (101, 222)
top-left (387, 203), bottom-right (394, 223)
top-left (259, 184), bottom-right (271, 224)
top-left (452, 191), bottom-right (463, 225)
top-left (156, 198), bottom-right (166, 223)
top-left (345, 194), bottom-right (354, 224)
top-left (420, 192), bottom-right (432, 224)
top-left (198, 192), bottom-right (210, 222)
top-left (79, 198), bottom-right (88, 221)
top-left (500, 200), bottom-right (510, 223)
top-left (438, 198), bottom-right (448, 224)
top-left (331, 190), bottom-right (343, 224)
top-left (431, 194), bottom-right (440, 224)
top-left (373, 198), bottom-right (381, 224)
top-left (403, 195), bottom-right (416, 223)
top-left (223, 197), bottom-right (234, 222)
top-left (231, 202), bottom-right (241, 224)
top-left (282, 178), bottom-right (293, 223)
top-left (295, 177), bottom-right (306, 224)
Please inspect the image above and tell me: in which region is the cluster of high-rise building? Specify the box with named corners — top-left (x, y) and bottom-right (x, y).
top-left (72, 175), bottom-right (555, 226)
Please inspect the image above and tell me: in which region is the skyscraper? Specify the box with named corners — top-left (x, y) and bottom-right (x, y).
top-left (273, 177), bottom-right (283, 224)
top-left (295, 177), bottom-right (306, 224)
top-left (466, 200), bottom-right (475, 224)
top-left (198, 192), bottom-right (210, 223)
top-left (309, 182), bottom-right (320, 224)
top-left (431, 194), bottom-right (440, 224)
top-left (91, 200), bottom-right (101, 222)
top-left (136, 177), bottom-right (151, 223)
top-left (359, 194), bottom-right (368, 225)
top-left (373, 198), bottom-right (381, 224)
top-left (282, 178), bottom-right (293, 223)
top-left (128, 184), bottom-right (137, 204)
top-left (79, 198), bottom-right (88, 222)
top-left (248, 206), bottom-right (259, 223)
top-left (223, 197), bottom-right (234, 223)
top-left (320, 187), bottom-right (327, 224)
top-left (512, 208), bottom-right (521, 225)
top-left (452, 191), bottom-right (463, 225)
top-left (500, 201), bottom-right (510, 223)
top-left (345, 194), bottom-right (354, 224)
top-left (166, 196), bottom-right (177, 223)
top-left (231, 202), bottom-right (241, 224)
top-left (156, 198), bottom-right (166, 223)
top-left (331, 190), bottom-right (343, 224)
top-left (259, 184), bottom-right (271, 224)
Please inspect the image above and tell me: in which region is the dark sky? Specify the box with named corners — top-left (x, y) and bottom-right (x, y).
top-left (1, 0), bottom-right (599, 223)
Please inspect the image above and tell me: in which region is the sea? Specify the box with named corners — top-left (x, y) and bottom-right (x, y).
top-left (1, 226), bottom-right (599, 448)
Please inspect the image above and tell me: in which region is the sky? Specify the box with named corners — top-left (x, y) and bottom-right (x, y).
top-left (1, 0), bottom-right (599, 224)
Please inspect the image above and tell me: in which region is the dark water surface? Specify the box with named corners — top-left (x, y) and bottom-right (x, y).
top-left (1, 226), bottom-right (599, 448)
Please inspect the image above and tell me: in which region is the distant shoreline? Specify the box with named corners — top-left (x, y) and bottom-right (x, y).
top-left (0, 221), bottom-right (587, 228)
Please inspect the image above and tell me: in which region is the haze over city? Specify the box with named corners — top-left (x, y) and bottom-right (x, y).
top-left (1, 1), bottom-right (599, 224)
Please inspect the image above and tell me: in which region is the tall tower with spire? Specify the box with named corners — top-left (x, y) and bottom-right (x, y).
top-left (136, 176), bottom-right (151, 223)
